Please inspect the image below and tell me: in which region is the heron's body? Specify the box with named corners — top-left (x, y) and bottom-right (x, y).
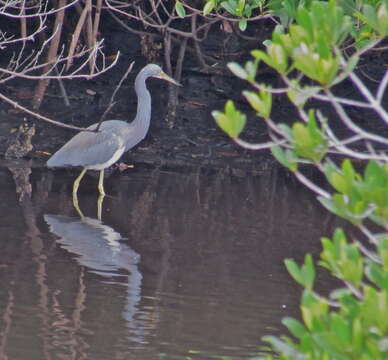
top-left (47, 120), bottom-right (144, 170)
top-left (47, 64), bottom-right (180, 196)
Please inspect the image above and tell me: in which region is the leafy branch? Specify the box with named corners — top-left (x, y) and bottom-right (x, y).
top-left (211, 0), bottom-right (388, 358)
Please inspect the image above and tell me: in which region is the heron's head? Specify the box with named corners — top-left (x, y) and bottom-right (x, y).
top-left (143, 64), bottom-right (181, 86)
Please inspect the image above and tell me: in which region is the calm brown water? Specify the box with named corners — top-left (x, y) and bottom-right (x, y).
top-left (0, 160), bottom-right (339, 360)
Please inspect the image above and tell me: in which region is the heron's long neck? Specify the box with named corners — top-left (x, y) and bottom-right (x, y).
top-left (133, 72), bottom-right (151, 135)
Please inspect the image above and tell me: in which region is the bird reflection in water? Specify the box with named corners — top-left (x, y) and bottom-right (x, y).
top-left (44, 213), bottom-right (145, 343)
top-left (72, 190), bottom-right (106, 220)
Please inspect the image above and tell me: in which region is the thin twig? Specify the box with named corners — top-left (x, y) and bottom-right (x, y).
top-left (294, 170), bottom-right (331, 199)
top-left (0, 45), bottom-right (120, 80)
top-left (0, 91), bottom-right (95, 132)
top-left (325, 89), bottom-right (388, 145)
top-left (377, 69), bottom-right (388, 104)
top-left (96, 61), bottom-right (135, 131)
top-left (1, 0), bottom-right (79, 18)
top-left (54, 67), bottom-right (70, 106)
top-left (234, 137), bottom-right (285, 150)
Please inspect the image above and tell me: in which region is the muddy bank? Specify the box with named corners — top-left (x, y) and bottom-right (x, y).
top-left (1, 18), bottom-right (387, 173)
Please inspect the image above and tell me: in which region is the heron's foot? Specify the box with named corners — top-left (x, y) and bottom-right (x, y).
top-left (116, 162), bottom-right (134, 172)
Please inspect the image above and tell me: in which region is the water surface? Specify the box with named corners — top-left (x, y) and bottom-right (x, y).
top-left (0, 161), bottom-right (338, 359)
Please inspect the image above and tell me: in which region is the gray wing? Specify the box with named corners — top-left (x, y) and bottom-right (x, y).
top-left (94, 120), bottom-right (144, 153)
top-left (47, 122), bottom-right (125, 167)
top-left (95, 119), bottom-right (149, 152)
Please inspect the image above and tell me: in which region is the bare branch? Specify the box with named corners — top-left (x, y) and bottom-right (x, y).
top-left (96, 60), bottom-right (135, 131)
top-left (233, 137), bottom-right (286, 150)
top-left (0, 45), bottom-right (120, 80)
top-left (325, 89), bottom-right (388, 145)
top-left (377, 69), bottom-right (388, 104)
top-left (0, 0), bottom-right (80, 18)
top-left (0, 91), bottom-right (96, 132)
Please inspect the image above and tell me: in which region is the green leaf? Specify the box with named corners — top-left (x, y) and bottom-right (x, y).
top-left (287, 83), bottom-right (321, 108)
top-left (330, 313), bottom-right (351, 345)
top-left (352, 318), bottom-right (363, 353)
top-left (330, 288), bottom-right (352, 300)
top-left (378, 236), bottom-right (388, 272)
top-left (175, 1), bottom-right (186, 18)
top-left (318, 196), bottom-right (341, 217)
top-left (252, 45), bottom-right (289, 73)
top-left (212, 100), bottom-right (246, 138)
top-left (366, 261), bottom-right (388, 290)
top-left (271, 146), bottom-right (298, 171)
top-left (203, 0), bottom-right (216, 15)
top-left (262, 336), bottom-right (306, 359)
top-left (221, 1), bottom-right (236, 15)
top-left (285, 259), bottom-right (304, 286)
top-left (244, 60), bottom-right (258, 81)
top-left (242, 89), bottom-right (272, 118)
top-left (302, 254), bottom-right (316, 290)
top-left (377, 2), bottom-right (388, 36)
top-left (342, 159), bottom-right (356, 182)
top-left (267, 43), bottom-right (288, 73)
top-left (296, 7), bottom-right (314, 40)
top-left (301, 290), bottom-right (329, 331)
top-left (362, 4), bottom-right (379, 30)
top-left (330, 172), bottom-right (348, 193)
top-left (294, 50), bottom-right (340, 85)
top-left (277, 123), bottom-right (293, 141)
top-left (365, 161), bottom-right (385, 187)
top-left (239, 18), bottom-right (247, 31)
top-left (227, 62), bottom-right (248, 79)
top-left (282, 317), bottom-right (308, 339)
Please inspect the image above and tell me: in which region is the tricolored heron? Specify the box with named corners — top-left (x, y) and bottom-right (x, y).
top-left (47, 64), bottom-right (180, 196)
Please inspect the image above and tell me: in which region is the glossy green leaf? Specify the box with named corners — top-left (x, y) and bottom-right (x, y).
top-left (285, 258), bottom-right (304, 286)
top-left (267, 43), bottom-right (288, 73)
top-left (330, 313), bottom-right (351, 345)
top-left (239, 18), bottom-right (247, 31)
top-left (287, 83), bottom-right (321, 108)
top-left (227, 62), bottom-right (248, 79)
top-left (303, 254), bottom-right (315, 290)
top-left (175, 1), bottom-right (186, 18)
top-left (377, 2), bottom-right (388, 36)
top-left (203, 0), bottom-right (216, 15)
top-left (243, 89), bottom-right (272, 118)
top-left (282, 317), bottom-right (308, 339)
top-left (262, 336), bottom-right (305, 359)
top-left (212, 100), bottom-right (246, 138)
top-left (221, 1), bottom-right (236, 14)
top-left (271, 146), bottom-right (298, 171)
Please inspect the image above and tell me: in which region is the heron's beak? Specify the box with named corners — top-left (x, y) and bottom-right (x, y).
top-left (153, 71), bottom-right (182, 86)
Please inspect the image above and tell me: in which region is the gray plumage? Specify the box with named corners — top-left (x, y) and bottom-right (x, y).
top-left (47, 64), bottom-right (180, 195)
top-left (48, 120), bottom-right (133, 170)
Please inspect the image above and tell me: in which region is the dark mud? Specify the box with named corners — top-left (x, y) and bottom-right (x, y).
top-left (1, 18), bottom-right (387, 174)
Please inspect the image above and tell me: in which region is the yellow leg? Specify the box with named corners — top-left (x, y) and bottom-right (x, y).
top-left (73, 168), bottom-right (87, 195)
top-left (72, 191), bottom-right (84, 219)
top-left (97, 194), bottom-right (105, 221)
top-left (98, 169), bottom-right (105, 196)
